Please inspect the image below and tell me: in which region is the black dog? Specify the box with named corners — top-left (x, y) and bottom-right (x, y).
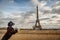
top-left (1, 21), bottom-right (18, 40)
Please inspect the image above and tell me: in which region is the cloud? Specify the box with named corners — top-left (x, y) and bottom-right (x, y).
top-left (6, 12), bottom-right (21, 19)
top-left (0, 0), bottom-right (60, 29)
top-left (0, 11), bottom-right (4, 27)
top-left (0, 11), bottom-right (2, 18)
top-left (52, 1), bottom-right (60, 14)
top-left (31, 0), bottom-right (52, 14)
top-left (31, 0), bottom-right (47, 6)
top-left (52, 1), bottom-right (60, 8)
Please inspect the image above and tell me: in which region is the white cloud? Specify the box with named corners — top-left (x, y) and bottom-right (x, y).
top-left (7, 12), bottom-right (21, 19)
top-left (52, 1), bottom-right (60, 14)
top-left (31, 0), bottom-right (47, 6)
top-left (0, 0), bottom-right (60, 29)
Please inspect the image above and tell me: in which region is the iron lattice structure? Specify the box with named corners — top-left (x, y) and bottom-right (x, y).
top-left (33, 6), bottom-right (42, 30)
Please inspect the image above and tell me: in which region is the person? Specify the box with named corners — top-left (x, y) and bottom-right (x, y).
top-left (1, 21), bottom-right (17, 40)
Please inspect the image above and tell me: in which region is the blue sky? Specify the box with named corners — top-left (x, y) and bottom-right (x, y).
top-left (0, 0), bottom-right (60, 29)
top-left (0, 0), bottom-right (34, 17)
top-left (0, 0), bottom-right (59, 14)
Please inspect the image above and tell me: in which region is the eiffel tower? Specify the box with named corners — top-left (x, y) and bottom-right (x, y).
top-left (33, 6), bottom-right (42, 30)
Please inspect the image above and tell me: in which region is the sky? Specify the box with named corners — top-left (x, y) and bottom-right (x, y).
top-left (0, 0), bottom-right (60, 29)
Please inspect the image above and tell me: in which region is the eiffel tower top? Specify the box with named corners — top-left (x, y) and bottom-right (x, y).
top-left (36, 5), bottom-right (39, 20)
